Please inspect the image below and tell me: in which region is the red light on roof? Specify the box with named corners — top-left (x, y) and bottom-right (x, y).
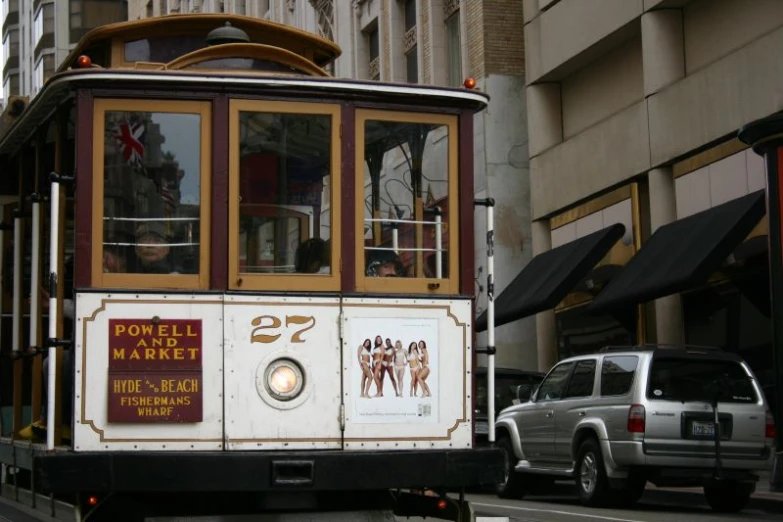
top-left (77, 55), bottom-right (92, 68)
top-left (87, 495), bottom-right (99, 506)
top-left (463, 77), bottom-right (477, 89)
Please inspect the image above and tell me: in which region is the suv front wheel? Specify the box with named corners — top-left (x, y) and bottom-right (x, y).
top-left (575, 438), bottom-right (610, 507)
top-left (704, 480), bottom-right (754, 513)
top-left (495, 436), bottom-right (525, 499)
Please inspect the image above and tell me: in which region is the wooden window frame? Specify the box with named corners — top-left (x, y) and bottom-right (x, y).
top-left (228, 99), bottom-right (341, 292)
top-left (91, 98), bottom-right (212, 290)
top-left (355, 109), bottom-right (459, 295)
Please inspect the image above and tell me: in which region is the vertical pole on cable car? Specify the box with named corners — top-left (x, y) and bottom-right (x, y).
top-left (11, 207), bottom-right (24, 437)
top-left (435, 208), bottom-right (443, 279)
top-left (0, 208), bottom-right (4, 437)
top-left (474, 198), bottom-right (496, 443)
top-left (30, 194), bottom-right (42, 412)
top-left (46, 179), bottom-right (61, 451)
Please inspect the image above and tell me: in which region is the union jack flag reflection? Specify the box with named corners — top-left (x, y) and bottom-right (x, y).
top-left (112, 120), bottom-right (145, 170)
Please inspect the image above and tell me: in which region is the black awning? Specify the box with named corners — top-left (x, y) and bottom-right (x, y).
top-left (475, 223), bottom-right (626, 332)
top-left (589, 190), bottom-right (766, 312)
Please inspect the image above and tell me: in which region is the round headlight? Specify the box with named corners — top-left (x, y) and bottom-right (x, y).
top-left (265, 359), bottom-right (304, 401)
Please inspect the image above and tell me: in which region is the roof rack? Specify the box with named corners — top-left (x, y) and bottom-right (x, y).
top-left (597, 343), bottom-right (723, 353)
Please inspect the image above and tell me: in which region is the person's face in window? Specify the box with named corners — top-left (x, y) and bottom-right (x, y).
top-left (136, 233), bottom-right (170, 265)
top-left (375, 261), bottom-right (400, 277)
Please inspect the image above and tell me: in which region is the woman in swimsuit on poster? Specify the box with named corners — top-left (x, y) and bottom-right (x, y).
top-left (392, 340), bottom-right (408, 397)
top-left (408, 342), bottom-right (421, 397)
top-left (382, 338), bottom-right (399, 396)
top-left (417, 340), bottom-right (432, 397)
top-left (356, 338), bottom-right (373, 398)
top-left (371, 335), bottom-right (385, 397)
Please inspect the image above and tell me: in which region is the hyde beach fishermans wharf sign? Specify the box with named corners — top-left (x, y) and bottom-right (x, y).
top-left (107, 319), bottom-right (203, 423)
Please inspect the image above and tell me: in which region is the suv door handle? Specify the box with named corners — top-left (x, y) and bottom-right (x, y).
top-left (578, 411), bottom-right (586, 417)
top-left (545, 410), bottom-right (554, 418)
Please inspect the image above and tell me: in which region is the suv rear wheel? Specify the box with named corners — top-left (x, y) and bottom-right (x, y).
top-left (495, 436), bottom-right (525, 499)
top-left (575, 438), bottom-right (610, 507)
top-left (704, 480), bottom-right (754, 513)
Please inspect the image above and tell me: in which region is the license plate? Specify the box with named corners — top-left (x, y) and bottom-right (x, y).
top-left (475, 422), bottom-right (489, 435)
top-left (692, 421), bottom-right (715, 437)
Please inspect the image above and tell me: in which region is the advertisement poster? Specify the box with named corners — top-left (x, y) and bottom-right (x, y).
top-left (351, 317), bottom-right (438, 424)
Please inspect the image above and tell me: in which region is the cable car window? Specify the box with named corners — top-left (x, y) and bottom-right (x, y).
top-left (228, 100), bottom-right (341, 292)
top-left (93, 99), bottom-right (211, 289)
top-left (356, 110), bottom-right (458, 295)
top-left (124, 36), bottom-right (206, 63)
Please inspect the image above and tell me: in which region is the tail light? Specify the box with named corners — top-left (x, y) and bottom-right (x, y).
top-left (766, 411), bottom-right (776, 439)
top-left (627, 404), bottom-right (645, 433)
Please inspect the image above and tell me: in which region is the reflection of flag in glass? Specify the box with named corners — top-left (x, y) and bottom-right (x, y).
top-left (112, 120), bottom-right (145, 169)
top-left (160, 180), bottom-right (177, 210)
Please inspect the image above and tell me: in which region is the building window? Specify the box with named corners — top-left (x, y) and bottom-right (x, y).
top-left (146, 0), bottom-right (153, 17)
top-left (446, 10), bottom-right (461, 87)
top-left (406, 49), bottom-right (417, 83)
top-left (234, 0), bottom-right (246, 14)
top-left (404, 0), bottom-right (416, 31)
top-left (32, 52), bottom-right (54, 94)
top-left (3, 72), bottom-right (20, 99)
top-left (367, 23), bottom-right (379, 80)
top-left (3, 27), bottom-right (19, 60)
top-left (70, 0), bottom-right (127, 46)
top-left (33, 2), bottom-right (55, 53)
top-left (403, 0), bottom-right (417, 84)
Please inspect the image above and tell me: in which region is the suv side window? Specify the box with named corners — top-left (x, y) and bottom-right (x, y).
top-left (600, 356), bottom-right (639, 396)
top-left (535, 362), bottom-right (574, 402)
top-left (563, 360), bottom-right (596, 398)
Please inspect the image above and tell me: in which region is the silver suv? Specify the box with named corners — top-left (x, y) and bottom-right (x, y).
top-left (495, 345), bottom-right (776, 513)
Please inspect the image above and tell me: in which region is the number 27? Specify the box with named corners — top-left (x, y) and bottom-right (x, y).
top-left (250, 315), bottom-right (316, 344)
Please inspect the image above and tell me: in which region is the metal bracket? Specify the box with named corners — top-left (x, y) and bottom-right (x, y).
top-left (49, 172), bottom-right (75, 185)
top-left (45, 338), bottom-right (72, 348)
top-left (473, 197), bottom-right (496, 207)
top-left (475, 346), bottom-right (497, 355)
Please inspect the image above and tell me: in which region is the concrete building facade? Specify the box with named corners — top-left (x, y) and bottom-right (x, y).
top-left (522, 0), bottom-right (781, 402)
top-left (128, 0), bottom-right (536, 370)
top-left (1, 0), bottom-right (127, 100)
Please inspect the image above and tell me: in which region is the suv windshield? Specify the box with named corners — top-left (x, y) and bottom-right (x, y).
top-left (647, 357), bottom-right (758, 403)
top-left (475, 372), bottom-right (542, 416)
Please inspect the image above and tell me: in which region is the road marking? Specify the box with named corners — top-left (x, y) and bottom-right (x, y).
top-left (471, 502), bottom-right (643, 522)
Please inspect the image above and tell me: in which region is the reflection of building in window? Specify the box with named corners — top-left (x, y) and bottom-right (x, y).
top-left (363, 120), bottom-right (450, 278)
top-left (238, 111), bottom-right (332, 274)
top-left (103, 110), bottom-right (201, 275)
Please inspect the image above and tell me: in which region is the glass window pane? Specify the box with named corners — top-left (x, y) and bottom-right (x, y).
top-left (238, 111), bottom-right (333, 275)
top-left (446, 12), bottom-right (461, 87)
top-left (103, 110), bottom-right (202, 275)
top-left (363, 119), bottom-right (450, 279)
top-left (536, 363), bottom-right (574, 402)
top-left (647, 357), bottom-right (757, 403)
top-left (563, 360), bottom-right (596, 398)
top-left (406, 47), bottom-right (418, 83)
top-left (404, 0), bottom-right (416, 31)
top-left (600, 356), bottom-right (638, 396)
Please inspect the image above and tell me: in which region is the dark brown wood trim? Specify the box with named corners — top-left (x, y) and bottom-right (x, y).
top-left (341, 104), bottom-right (356, 293)
top-left (74, 90), bottom-right (94, 289)
top-left (211, 95), bottom-right (229, 289)
top-left (458, 110), bottom-right (474, 297)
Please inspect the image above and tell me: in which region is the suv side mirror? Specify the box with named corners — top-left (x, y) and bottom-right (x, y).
top-left (515, 384), bottom-right (532, 403)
